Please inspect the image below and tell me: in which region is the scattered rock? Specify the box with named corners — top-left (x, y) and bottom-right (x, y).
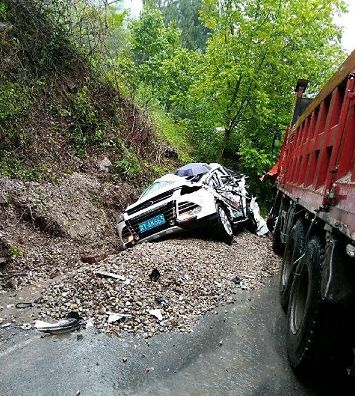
top-left (0, 257), bottom-right (9, 266)
top-left (98, 157), bottom-right (112, 172)
top-left (81, 253), bottom-right (108, 264)
top-left (149, 309), bottom-right (163, 321)
top-left (15, 302), bottom-right (33, 309)
top-left (149, 268), bottom-right (160, 282)
top-left (107, 313), bottom-right (131, 324)
top-left (38, 233), bottom-right (280, 337)
top-left (231, 276), bottom-right (241, 285)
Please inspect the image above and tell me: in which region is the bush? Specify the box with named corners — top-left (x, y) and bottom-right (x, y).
top-left (114, 149), bottom-right (142, 178)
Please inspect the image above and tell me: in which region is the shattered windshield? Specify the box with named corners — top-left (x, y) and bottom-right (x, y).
top-left (139, 180), bottom-right (175, 199)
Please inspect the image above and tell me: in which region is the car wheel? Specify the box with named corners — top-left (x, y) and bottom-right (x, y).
top-left (287, 237), bottom-right (353, 376)
top-left (280, 219), bottom-right (305, 312)
top-left (216, 203), bottom-right (233, 245)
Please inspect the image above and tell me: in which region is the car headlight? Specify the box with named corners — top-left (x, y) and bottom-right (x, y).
top-left (178, 205), bottom-right (202, 221)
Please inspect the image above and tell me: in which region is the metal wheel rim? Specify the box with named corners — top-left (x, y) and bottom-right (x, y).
top-left (218, 207), bottom-right (233, 236)
top-left (290, 265), bottom-right (309, 335)
top-left (281, 239), bottom-right (294, 288)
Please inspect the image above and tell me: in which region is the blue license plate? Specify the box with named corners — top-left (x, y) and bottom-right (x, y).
top-left (139, 214), bottom-right (166, 233)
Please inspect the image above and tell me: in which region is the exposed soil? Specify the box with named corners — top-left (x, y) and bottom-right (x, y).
top-left (0, 173), bottom-right (138, 291)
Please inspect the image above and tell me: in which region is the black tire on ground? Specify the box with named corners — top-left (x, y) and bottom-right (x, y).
top-left (287, 237), bottom-right (353, 376)
top-left (272, 215), bottom-right (284, 255)
top-left (215, 203), bottom-right (233, 245)
top-left (280, 219), bottom-right (305, 311)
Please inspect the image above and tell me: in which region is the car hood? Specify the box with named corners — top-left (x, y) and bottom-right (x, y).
top-left (126, 174), bottom-right (196, 212)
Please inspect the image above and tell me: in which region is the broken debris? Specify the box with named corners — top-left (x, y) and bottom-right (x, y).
top-left (96, 271), bottom-right (125, 281)
top-left (39, 233), bottom-right (280, 337)
top-left (34, 312), bottom-right (82, 334)
top-left (15, 302), bottom-right (33, 309)
top-left (231, 276), bottom-right (241, 285)
top-left (107, 313), bottom-right (132, 324)
top-left (155, 296), bottom-right (168, 305)
top-left (149, 309), bottom-right (163, 321)
top-left (81, 253), bottom-right (107, 264)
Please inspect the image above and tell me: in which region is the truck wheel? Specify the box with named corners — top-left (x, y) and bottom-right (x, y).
top-left (287, 237), bottom-right (352, 375)
top-left (280, 219), bottom-right (305, 311)
top-left (272, 215), bottom-right (284, 255)
top-left (215, 204), bottom-right (233, 245)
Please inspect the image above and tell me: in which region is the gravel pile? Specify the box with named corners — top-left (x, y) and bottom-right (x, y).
top-left (39, 232), bottom-right (280, 337)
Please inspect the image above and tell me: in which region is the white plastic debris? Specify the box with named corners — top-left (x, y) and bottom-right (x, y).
top-left (149, 309), bottom-right (163, 321)
top-left (107, 313), bottom-right (132, 324)
top-left (20, 323), bottom-right (32, 330)
top-left (95, 271), bottom-right (126, 281)
top-left (249, 197), bottom-right (269, 236)
top-left (34, 312), bottom-right (81, 334)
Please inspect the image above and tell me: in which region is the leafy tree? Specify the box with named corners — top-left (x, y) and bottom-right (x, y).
top-left (186, 0), bottom-right (346, 173)
top-left (157, 0), bottom-right (210, 50)
top-left (128, 4), bottom-right (183, 106)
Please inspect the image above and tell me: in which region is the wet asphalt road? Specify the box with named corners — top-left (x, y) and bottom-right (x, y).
top-left (0, 277), bottom-right (354, 396)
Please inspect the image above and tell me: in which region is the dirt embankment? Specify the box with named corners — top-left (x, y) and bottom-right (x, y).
top-left (0, 172), bottom-right (138, 290)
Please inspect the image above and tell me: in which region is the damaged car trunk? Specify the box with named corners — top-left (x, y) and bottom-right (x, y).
top-left (117, 163), bottom-right (268, 248)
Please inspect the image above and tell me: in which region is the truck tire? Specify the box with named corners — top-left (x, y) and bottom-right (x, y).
top-left (287, 237), bottom-right (352, 375)
top-left (272, 215), bottom-right (284, 255)
top-left (215, 203), bottom-right (233, 245)
top-left (279, 219), bottom-right (305, 311)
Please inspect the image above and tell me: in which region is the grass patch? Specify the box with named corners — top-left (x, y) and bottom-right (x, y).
top-left (151, 109), bottom-right (194, 164)
top-left (0, 154), bottom-right (44, 181)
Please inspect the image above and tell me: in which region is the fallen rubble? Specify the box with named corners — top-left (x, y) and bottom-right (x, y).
top-left (38, 232), bottom-right (280, 337)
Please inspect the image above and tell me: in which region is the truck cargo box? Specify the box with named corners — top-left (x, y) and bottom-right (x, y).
top-left (276, 50), bottom-right (355, 241)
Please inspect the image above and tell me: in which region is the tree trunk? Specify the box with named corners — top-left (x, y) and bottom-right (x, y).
top-left (217, 127), bottom-right (231, 162)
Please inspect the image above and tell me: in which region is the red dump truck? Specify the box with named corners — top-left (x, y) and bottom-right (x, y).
top-left (268, 50), bottom-right (355, 375)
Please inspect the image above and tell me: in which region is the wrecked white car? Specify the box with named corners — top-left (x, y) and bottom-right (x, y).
top-left (117, 163), bottom-right (268, 248)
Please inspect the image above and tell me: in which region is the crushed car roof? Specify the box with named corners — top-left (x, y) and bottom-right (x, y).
top-left (175, 163), bottom-right (211, 177)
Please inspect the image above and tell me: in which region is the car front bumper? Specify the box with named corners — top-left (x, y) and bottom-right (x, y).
top-left (118, 212), bottom-right (218, 248)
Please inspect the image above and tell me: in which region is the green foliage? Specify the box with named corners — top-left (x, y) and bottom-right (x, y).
top-left (0, 83), bottom-right (30, 124)
top-left (114, 148), bottom-right (143, 178)
top-left (151, 108), bottom-right (194, 163)
top-left (67, 86), bottom-right (105, 156)
top-left (0, 2), bottom-right (6, 17)
top-left (8, 245), bottom-right (23, 258)
top-left (157, 0), bottom-right (209, 50)
top-left (0, 0), bottom-right (349, 196)
top-left (129, 5), bottom-right (183, 106)
top-left (188, 0), bottom-right (346, 171)
top-left (116, 0), bottom-right (346, 184)
top-left (0, 154), bottom-right (44, 181)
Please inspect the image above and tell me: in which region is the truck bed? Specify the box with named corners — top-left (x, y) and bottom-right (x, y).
top-left (277, 50), bottom-right (355, 240)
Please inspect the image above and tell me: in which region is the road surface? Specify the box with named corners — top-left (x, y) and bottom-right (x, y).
top-left (0, 277), bottom-right (353, 396)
